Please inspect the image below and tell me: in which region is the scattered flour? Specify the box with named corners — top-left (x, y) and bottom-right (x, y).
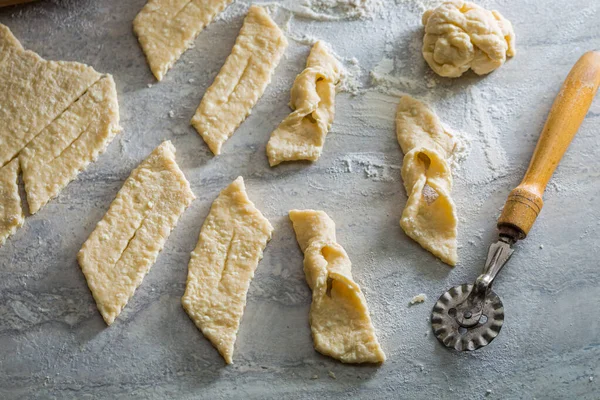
top-left (261, 0), bottom-right (381, 22)
top-left (290, 0), bottom-right (382, 21)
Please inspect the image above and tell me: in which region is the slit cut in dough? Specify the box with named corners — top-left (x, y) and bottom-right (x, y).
top-left (396, 95), bottom-right (458, 266)
top-left (191, 5), bottom-right (288, 155)
top-left (182, 176), bottom-right (273, 364)
top-left (20, 76), bottom-right (121, 214)
top-left (134, 0), bottom-right (234, 81)
top-left (266, 41), bottom-right (341, 166)
top-left (0, 23), bottom-right (121, 246)
top-left (0, 23), bottom-right (102, 167)
top-left (78, 141), bottom-right (195, 325)
top-left (0, 159), bottom-right (24, 247)
top-left (289, 210), bottom-right (386, 364)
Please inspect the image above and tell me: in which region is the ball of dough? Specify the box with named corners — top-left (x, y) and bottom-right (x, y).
top-left (421, 0), bottom-right (515, 78)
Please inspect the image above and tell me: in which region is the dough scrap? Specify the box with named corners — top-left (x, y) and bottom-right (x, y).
top-left (0, 159), bottom-right (24, 247)
top-left (191, 5), bottom-right (288, 155)
top-left (134, 0), bottom-right (233, 81)
top-left (182, 176), bottom-right (273, 364)
top-left (266, 41), bottom-right (341, 166)
top-left (396, 95), bottom-right (458, 266)
top-left (289, 210), bottom-right (385, 364)
top-left (20, 76), bottom-right (121, 214)
top-left (422, 0), bottom-right (515, 78)
top-left (78, 141), bottom-right (195, 325)
top-left (0, 23), bottom-right (102, 167)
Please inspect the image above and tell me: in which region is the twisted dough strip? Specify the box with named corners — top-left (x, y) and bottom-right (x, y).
top-left (289, 210), bottom-right (386, 363)
top-left (267, 41), bottom-right (341, 166)
top-left (396, 96), bottom-right (458, 266)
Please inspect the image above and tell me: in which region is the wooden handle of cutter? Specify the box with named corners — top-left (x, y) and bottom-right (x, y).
top-left (0, 0), bottom-right (37, 7)
top-left (498, 51), bottom-right (600, 240)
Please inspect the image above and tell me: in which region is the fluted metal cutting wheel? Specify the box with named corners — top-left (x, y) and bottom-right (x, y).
top-left (431, 284), bottom-right (505, 351)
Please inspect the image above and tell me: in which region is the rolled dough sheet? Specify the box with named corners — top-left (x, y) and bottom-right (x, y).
top-left (0, 23), bottom-right (102, 167)
top-left (191, 5), bottom-right (288, 155)
top-left (20, 75), bottom-right (121, 214)
top-left (0, 159), bottom-right (24, 247)
top-left (182, 176), bottom-right (273, 364)
top-left (134, 0), bottom-right (234, 81)
top-left (266, 41), bottom-right (341, 166)
top-left (289, 210), bottom-right (386, 364)
top-left (78, 141), bottom-right (195, 325)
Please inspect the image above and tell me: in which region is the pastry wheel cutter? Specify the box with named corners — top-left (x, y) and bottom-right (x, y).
top-left (431, 51), bottom-right (600, 351)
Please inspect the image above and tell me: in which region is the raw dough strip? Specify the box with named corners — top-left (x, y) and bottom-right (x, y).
top-left (0, 24), bottom-right (122, 247)
top-left (191, 5), bottom-right (288, 155)
top-left (0, 159), bottom-right (24, 247)
top-left (0, 23), bottom-right (102, 167)
top-left (396, 95), bottom-right (458, 266)
top-left (182, 176), bottom-right (273, 364)
top-left (266, 41), bottom-right (341, 166)
top-left (78, 141), bottom-right (195, 325)
top-left (134, 0), bottom-right (234, 81)
top-left (289, 210), bottom-right (386, 364)
top-left (20, 75), bottom-right (121, 214)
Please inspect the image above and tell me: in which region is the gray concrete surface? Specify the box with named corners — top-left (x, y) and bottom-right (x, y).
top-left (0, 0), bottom-right (598, 398)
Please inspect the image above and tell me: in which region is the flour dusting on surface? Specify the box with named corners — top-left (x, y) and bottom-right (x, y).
top-left (292, 0), bottom-right (382, 21)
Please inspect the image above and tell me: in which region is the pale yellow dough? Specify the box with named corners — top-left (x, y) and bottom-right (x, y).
top-left (134, 0), bottom-right (233, 81)
top-left (0, 23), bottom-right (121, 246)
top-left (78, 141), bottom-right (195, 325)
top-left (20, 76), bottom-right (121, 214)
top-left (182, 176), bottom-right (273, 364)
top-left (396, 95), bottom-right (458, 266)
top-left (0, 24), bottom-right (102, 167)
top-left (191, 5), bottom-right (288, 155)
top-left (0, 159), bottom-right (24, 247)
top-left (289, 210), bottom-right (385, 364)
top-left (422, 0), bottom-right (515, 78)
top-left (266, 41), bottom-right (341, 166)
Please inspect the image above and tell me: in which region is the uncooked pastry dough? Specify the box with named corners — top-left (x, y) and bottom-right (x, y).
top-left (0, 23), bottom-right (102, 167)
top-left (20, 76), bottom-right (120, 214)
top-left (0, 23), bottom-right (121, 246)
top-left (134, 0), bottom-right (234, 81)
top-left (78, 141), bottom-right (195, 325)
top-left (0, 159), bottom-right (24, 247)
top-left (266, 41), bottom-right (341, 166)
top-left (422, 0), bottom-right (515, 78)
top-left (289, 210), bottom-right (385, 363)
top-left (182, 176), bottom-right (273, 364)
top-left (191, 5), bottom-right (288, 155)
top-left (396, 95), bottom-right (458, 266)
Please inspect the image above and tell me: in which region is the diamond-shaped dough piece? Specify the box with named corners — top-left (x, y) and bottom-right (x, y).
top-left (396, 95), bottom-right (458, 266)
top-left (0, 159), bottom-right (24, 247)
top-left (182, 176), bottom-right (273, 364)
top-left (0, 23), bottom-right (102, 167)
top-left (289, 210), bottom-right (386, 364)
top-left (20, 75), bottom-right (121, 214)
top-left (266, 41), bottom-right (341, 166)
top-left (191, 5), bottom-right (288, 155)
top-left (133, 0), bottom-right (233, 81)
top-left (78, 141), bottom-right (195, 325)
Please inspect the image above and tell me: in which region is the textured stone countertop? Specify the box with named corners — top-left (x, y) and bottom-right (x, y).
top-left (0, 0), bottom-right (599, 398)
